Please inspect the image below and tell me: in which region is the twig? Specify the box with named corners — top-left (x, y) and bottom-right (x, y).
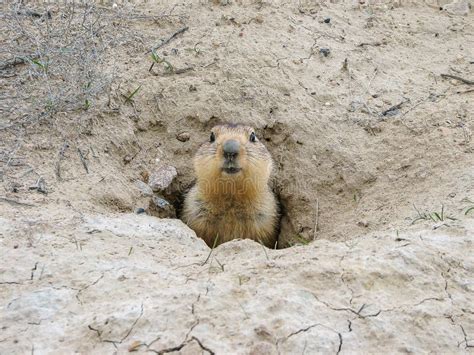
top-left (382, 100), bottom-right (408, 116)
top-left (77, 148), bottom-right (89, 173)
top-left (203, 59), bottom-right (218, 68)
top-left (201, 234), bottom-right (219, 266)
top-left (258, 239), bottom-right (270, 261)
top-left (313, 199), bottom-right (319, 241)
top-left (357, 42), bottom-right (383, 47)
top-left (146, 26), bottom-right (189, 54)
top-left (455, 88), bottom-right (474, 95)
top-left (0, 56), bottom-right (33, 71)
top-left (29, 177), bottom-right (47, 194)
top-left (0, 197), bottom-right (35, 207)
top-left (56, 141), bottom-right (69, 181)
top-left (153, 66), bottom-right (194, 76)
top-left (440, 74), bottom-right (474, 85)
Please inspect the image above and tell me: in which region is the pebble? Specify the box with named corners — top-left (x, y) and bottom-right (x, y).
top-left (148, 165), bottom-right (177, 192)
top-left (135, 207), bottom-right (146, 214)
top-left (442, 0), bottom-right (470, 16)
top-left (150, 196), bottom-right (176, 218)
top-left (135, 180), bottom-right (153, 197)
top-left (319, 48), bottom-right (331, 57)
top-left (176, 132), bottom-right (191, 142)
top-left (324, 17), bottom-right (331, 24)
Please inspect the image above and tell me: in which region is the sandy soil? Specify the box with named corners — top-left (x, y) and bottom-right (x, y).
top-left (1, 0), bottom-right (473, 246)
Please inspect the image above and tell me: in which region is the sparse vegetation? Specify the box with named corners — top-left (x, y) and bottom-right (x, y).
top-left (411, 204), bottom-right (456, 225)
top-left (0, 1), bottom-right (117, 188)
top-left (1, 2), bottom-right (114, 119)
top-left (123, 85), bottom-right (142, 103)
top-left (149, 50), bottom-right (174, 73)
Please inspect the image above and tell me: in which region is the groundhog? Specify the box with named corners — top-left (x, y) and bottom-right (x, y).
top-left (182, 124), bottom-right (279, 248)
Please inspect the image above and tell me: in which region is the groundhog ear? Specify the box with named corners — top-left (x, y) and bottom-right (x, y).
top-left (210, 132), bottom-right (216, 143)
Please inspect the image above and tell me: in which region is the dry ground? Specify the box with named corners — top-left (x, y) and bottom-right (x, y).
top-left (1, 0), bottom-right (473, 245)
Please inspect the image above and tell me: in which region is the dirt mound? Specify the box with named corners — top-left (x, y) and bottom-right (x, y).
top-left (1, 0), bottom-right (472, 247)
top-left (1, 213), bottom-right (473, 353)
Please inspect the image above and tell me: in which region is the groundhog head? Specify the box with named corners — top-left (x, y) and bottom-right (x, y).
top-left (194, 124), bottom-right (273, 192)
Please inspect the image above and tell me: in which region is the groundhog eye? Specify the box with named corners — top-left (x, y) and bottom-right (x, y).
top-left (210, 132), bottom-right (216, 143)
top-left (249, 132), bottom-right (256, 142)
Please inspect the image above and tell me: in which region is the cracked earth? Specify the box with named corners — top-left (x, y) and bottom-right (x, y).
top-left (1, 213), bottom-right (473, 354)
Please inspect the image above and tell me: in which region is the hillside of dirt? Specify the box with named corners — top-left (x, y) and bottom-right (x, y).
top-left (1, 0), bottom-right (473, 353)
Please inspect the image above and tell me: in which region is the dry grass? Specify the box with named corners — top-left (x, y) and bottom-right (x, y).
top-left (0, 1), bottom-right (122, 189)
top-left (1, 1), bottom-right (115, 127)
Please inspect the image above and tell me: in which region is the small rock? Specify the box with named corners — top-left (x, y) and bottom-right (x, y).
top-left (29, 177), bottom-right (47, 194)
top-left (319, 48), bottom-right (331, 57)
top-left (135, 180), bottom-right (153, 197)
top-left (128, 340), bottom-right (142, 352)
top-left (135, 207), bottom-right (146, 214)
top-left (140, 171), bottom-right (150, 183)
top-left (176, 132), bottom-right (191, 142)
top-left (442, 0), bottom-right (470, 16)
top-left (149, 196), bottom-right (176, 218)
top-left (323, 17), bottom-right (331, 24)
top-left (13, 244), bottom-right (19, 249)
top-left (213, 0), bottom-right (229, 5)
top-left (11, 183), bottom-right (20, 193)
top-left (358, 220), bottom-right (369, 228)
top-left (189, 84), bottom-right (197, 92)
top-left (148, 165), bottom-right (177, 192)
top-left (254, 15), bottom-right (264, 24)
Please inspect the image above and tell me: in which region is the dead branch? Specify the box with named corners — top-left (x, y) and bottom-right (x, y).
top-left (77, 148), bottom-right (89, 173)
top-left (56, 142), bottom-right (69, 181)
top-left (0, 197), bottom-right (35, 207)
top-left (441, 74), bottom-right (474, 86)
top-left (146, 26), bottom-right (189, 54)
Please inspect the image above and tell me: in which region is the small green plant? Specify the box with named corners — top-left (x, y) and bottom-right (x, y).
top-left (411, 204), bottom-right (456, 225)
top-left (185, 42), bottom-right (203, 56)
top-left (257, 239), bottom-right (269, 261)
top-left (201, 234), bottom-right (219, 266)
top-left (44, 98), bottom-right (55, 112)
top-left (31, 58), bottom-right (48, 72)
top-left (149, 50), bottom-right (173, 72)
top-left (290, 234), bottom-right (310, 246)
top-left (124, 85), bottom-right (141, 103)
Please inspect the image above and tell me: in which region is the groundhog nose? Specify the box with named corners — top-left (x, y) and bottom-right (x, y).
top-left (223, 139), bottom-right (240, 158)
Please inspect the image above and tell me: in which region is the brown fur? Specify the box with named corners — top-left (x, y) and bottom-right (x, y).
top-left (182, 125), bottom-right (279, 247)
